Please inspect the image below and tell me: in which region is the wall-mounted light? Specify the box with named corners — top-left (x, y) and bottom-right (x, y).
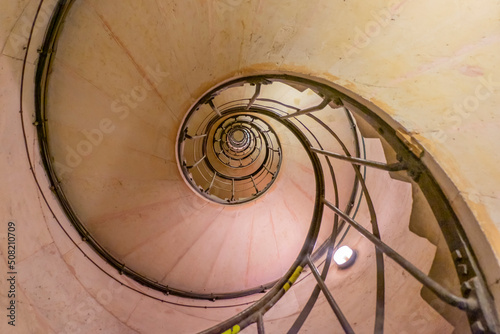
top-left (333, 245), bottom-right (357, 269)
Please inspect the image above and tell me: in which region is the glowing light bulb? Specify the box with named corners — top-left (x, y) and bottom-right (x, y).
top-left (333, 246), bottom-right (356, 269)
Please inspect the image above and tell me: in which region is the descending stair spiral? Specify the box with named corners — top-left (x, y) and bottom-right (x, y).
top-left (179, 108), bottom-right (282, 204)
top-left (28, 1), bottom-right (500, 333)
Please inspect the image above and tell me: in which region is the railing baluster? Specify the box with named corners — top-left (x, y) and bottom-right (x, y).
top-left (186, 133), bottom-right (208, 140)
top-left (306, 256), bottom-right (355, 334)
top-left (206, 172), bottom-right (217, 193)
top-left (250, 176), bottom-right (258, 194)
top-left (246, 83), bottom-right (262, 110)
top-left (281, 98), bottom-right (331, 119)
top-left (208, 99), bottom-right (222, 117)
top-left (311, 147), bottom-right (407, 172)
top-left (187, 155), bottom-right (206, 169)
top-left (322, 199), bottom-right (478, 311)
top-left (231, 178), bottom-right (235, 202)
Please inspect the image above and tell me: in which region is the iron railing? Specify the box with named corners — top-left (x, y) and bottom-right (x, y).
top-left (188, 75), bottom-right (499, 334)
top-left (31, 0), bottom-right (363, 303)
top-left (180, 112), bottom-right (283, 204)
top-left (27, 0), bottom-right (500, 333)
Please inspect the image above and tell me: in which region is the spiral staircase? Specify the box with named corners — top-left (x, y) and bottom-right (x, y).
top-left (2, 0), bottom-right (500, 333)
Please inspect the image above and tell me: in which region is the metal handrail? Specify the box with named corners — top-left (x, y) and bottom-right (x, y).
top-left (29, 1), bottom-right (500, 333)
